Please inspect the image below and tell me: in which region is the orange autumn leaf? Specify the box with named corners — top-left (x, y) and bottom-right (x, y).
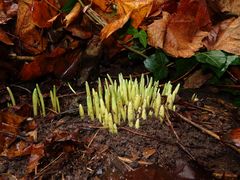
top-left (101, 0), bottom-right (154, 40)
top-left (147, 0), bottom-right (211, 58)
top-left (32, 0), bottom-right (58, 28)
top-left (16, 0), bottom-right (47, 54)
top-left (92, 0), bottom-right (109, 12)
top-left (204, 17), bottom-right (240, 55)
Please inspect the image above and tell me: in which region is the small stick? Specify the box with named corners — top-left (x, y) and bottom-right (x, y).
top-left (176, 112), bottom-right (240, 154)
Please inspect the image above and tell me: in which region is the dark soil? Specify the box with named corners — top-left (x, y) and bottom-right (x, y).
top-left (0, 61), bottom-right (240, 179)
top-left (1, 85), bottom-right (240, 179)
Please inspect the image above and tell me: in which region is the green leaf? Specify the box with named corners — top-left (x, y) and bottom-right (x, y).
top-left (195, 50), bottom-right (226, 69)
top-left (229, 55), bottom-right (240, 65)
top-left (137, 30), bottom-right (147, 48)
top-left (195, 50), bottom-right (239, 78)
top-left (61, 0), bottom-right (77, 13)
top-left (127, 26), bottom-right (138, 36)
top-left (144, 50), bottom-right (169, 80)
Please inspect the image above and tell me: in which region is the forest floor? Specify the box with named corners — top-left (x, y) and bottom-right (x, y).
top-left (0, 62), bottom-right (240, 180)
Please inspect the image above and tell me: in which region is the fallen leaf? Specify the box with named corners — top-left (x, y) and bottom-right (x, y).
top-left (0, 111), bottom-right (25, 153)
top-left (228, 128), bottom-right (240, 147)
top-left (63, 2), bottom-right (81, 27)
top-left (32, 0), bottom-right (58, 28)
top-left (16, 0), bottom-right (47, 54)
top-left (101, 0), bottom-right (154, 39)
top-left (217, 0), bottom-right (240, 15)
top-left (27, 143), bottom-right (44, 173)
top-left (147, 11), bottom-right (171, 49)
top-left (20, 47), bottom-right (66, 80)
top-left (204, 17), bottom-right (240, 56)
top-left (183, 69), bottom-right (212, 89)
top-left (93, 0), bottom-right (110, 12)
top-left (0, 0), bottom-right (18, 24)
top-left (0, 27), bottom-right (13, 45)
top-left (142, 148), bottom-right (156, 159)
top-left (147, 0), bottom-right (211, 58)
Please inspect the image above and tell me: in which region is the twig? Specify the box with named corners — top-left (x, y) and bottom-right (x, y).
top-left (176, 112), bottom-right (240, 154)
top-left (9, 54), bottom-right (34, 61)
top-left (34, 152), bottom-right (65, 179)
top-left (119, 127), bottom-right (153, 139)
top-left (165, 110), bottom-right (195, 160)
top-left (78, 0), bottom-right (107, 27)
top-left (117, 40), bottom-right (148, 59)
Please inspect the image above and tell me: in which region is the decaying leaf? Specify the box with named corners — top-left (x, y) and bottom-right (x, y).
top-left (0, 0), bottom-right (18, 24)
top-left (16, 0), bottom-right (47, 54)
top-left (64, 2), bottom-right (81, 27)
top-left (0, 28), bottom-right (13, 45)
top-left (0, 111), bottom-right (25, 153)
top-left (101, 0), bottom-right (154, 39)
top-left (204, 17), bottom-right (240, 55)
top-left (217, 0), bottom-right (240, 15)
top-left (147, 0), bottom-right (211, 58)
top-left (183, 69), bottom-right (212, 89)
top-left (32, 0), bottom-right (58, 28)
top-left (147, 11), bottom-right (170, 49)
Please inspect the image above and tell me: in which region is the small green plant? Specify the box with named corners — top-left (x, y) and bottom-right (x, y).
top-left (6, 87), bottom-right (16, 106)
top-left (79, 74), bottom-right (180, 133)
top-left (32, 84), bottom-right (46, 117)
top-left (50, 85), bottom-right (61, 113)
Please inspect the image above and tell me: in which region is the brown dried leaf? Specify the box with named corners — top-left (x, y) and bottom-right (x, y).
top-left (0, 111), bottom-right (25, 153)
top-left (142, 148), bottom-right (156, 159)
top-left (147, 0), bottom-right (211, 58)
top-left (16, 0), bottom-right (47, 54)
top-left (147, 11), bottom-right (170, 49)
top-left (32, 0), bottom-right (58, 28)
top-left (0, 0), bottom-right (18, 24)
top-left (27, 143), bottom-right (44, 173)
top-left (63, 2), bottom-right (81, 27)
top-left (101, 0), bottom-right (154, 39)
top-left (204, 17), bottom-right (240, 55)
top-left (217, 0), bottom-right (240, 15)
top-left (0, 27), bottom-right (13, 45)
top-left (183, 69), bottom-right (212, 89)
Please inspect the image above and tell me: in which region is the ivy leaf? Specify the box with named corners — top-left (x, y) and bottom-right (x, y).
top-left (195, 50), bottom-right (239, 77)
top-left (195, 50), bottom-right (226, 69)
top-left (144, 50), bottom-right (169, 80)
top-left (137, 30), bottom-right (147, 48)
top-left (127, 26), bottom-right (147, 48)
top-left (127, 26), bottom-right (138, 36)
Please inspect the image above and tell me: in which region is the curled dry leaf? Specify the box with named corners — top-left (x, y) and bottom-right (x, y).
top-left (217, 0), bottom-right (240, 15)
top-left (101, 0), bottom-right (154, 40)
top-left (16, 0), bottom-right (47, 54)
top-left (204, 17), bottom-right (240, 55)
top-left (147, 0), bottom-right (211, 58)
top-left (64, 2), bottom-right (81, 28)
